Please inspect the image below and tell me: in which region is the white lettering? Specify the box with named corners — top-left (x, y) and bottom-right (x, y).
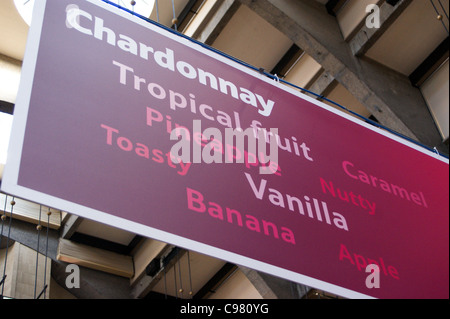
top-left (65, 5), bottom-right (276, 116)
top-left (66, 6), bottom-right (92, 35)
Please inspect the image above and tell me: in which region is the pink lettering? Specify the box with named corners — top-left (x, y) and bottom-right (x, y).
top-left (339, 243), bottom-right (399, 280)
top-left (101, 124), bottom-right (119, 145)
top-left (186, 187), bottom-right (295, 244)
top-left (186, 188), bottom-right (206, 212)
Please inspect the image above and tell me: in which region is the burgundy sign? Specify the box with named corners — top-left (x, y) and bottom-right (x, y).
top-left (2, 0), bottom-right (448, 298)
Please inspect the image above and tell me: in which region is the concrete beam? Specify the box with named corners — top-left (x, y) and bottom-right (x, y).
top-left (237, 0), bottom-right (444, 150)
top-left (51, 260), bottom-right (133, 299)
top-left (307, 70), bottom-right (335, 98)
top-left (0, 216), bottom-right (59, 260)
top-left (240, 267), bottom-right (310, 299)
top-left (131, 246), bottom-right (185, 299)
top-left (0, 217), bottom-right (135, 298)
top-left (194, 0), bottom-right (241, 45)
top-left (60, 214), bottom-right (83, 239)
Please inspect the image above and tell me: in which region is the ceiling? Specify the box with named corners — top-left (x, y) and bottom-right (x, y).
top-left (4, 0), bottom-right (447, 78)
top-left (0, 0), bottom-right (29, 61)
top-left (365, 0), bottom-right (449, 75)
top-left (212, 4), bottom-right (293, 71)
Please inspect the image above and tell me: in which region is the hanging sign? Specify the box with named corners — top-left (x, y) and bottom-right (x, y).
top-left (2, 0), bottom-right (448, 298)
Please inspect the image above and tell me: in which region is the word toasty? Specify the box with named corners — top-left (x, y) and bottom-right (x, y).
top-left (101, 124), bottom-right (191, 176)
